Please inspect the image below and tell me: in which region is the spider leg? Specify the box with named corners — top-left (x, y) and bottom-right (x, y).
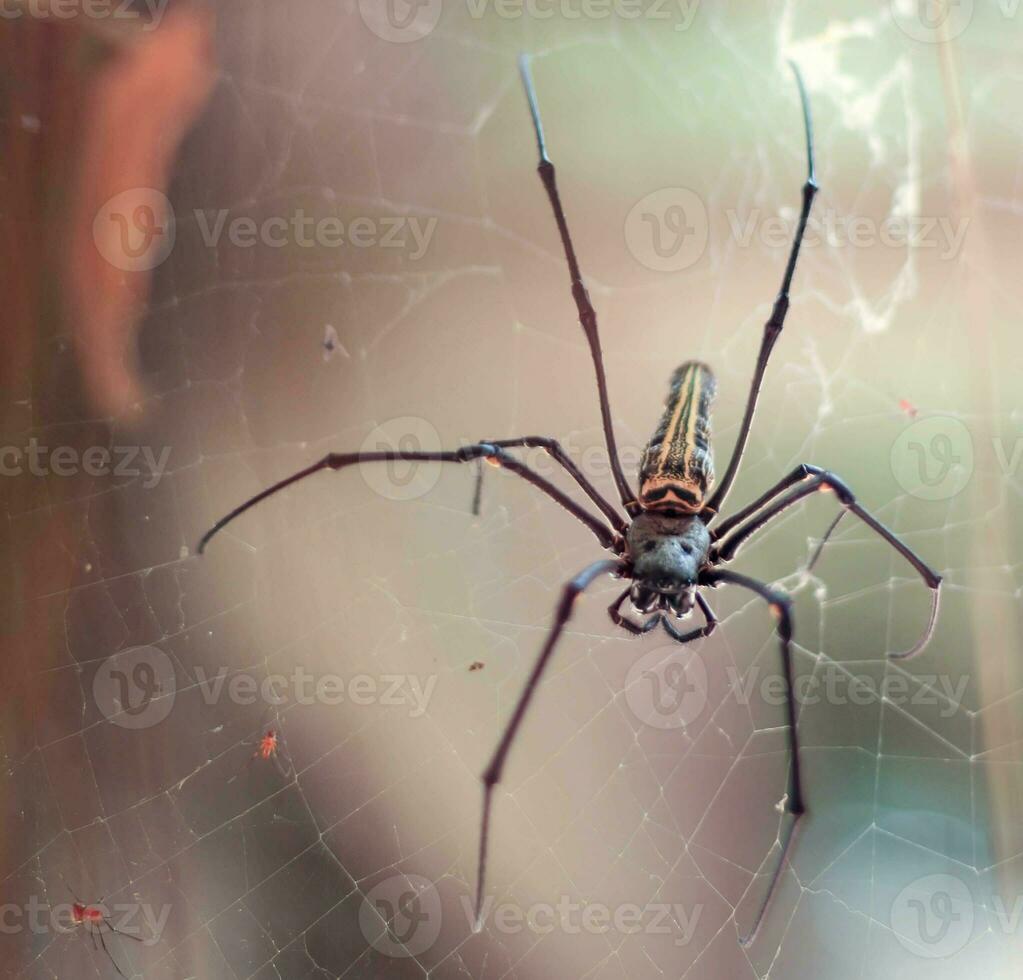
top-left (198, 444), bottom-right (622, 555)
top-left (518, 54), bottom-right (639, 517)
top-left (56, 870), bottom-right (86, 906)
top-left (474, 436), bottom-right (628, 533)
top-left (270, 744), bottom-right (294, 780)
top-left (105, 921), bottom-right (146, 943)
top-left (608, 588), bottom-right (660, 635)
top-left (699, 567), bottom-right (801, 946)
top-left (704, 62), bottom-right (818, 518)
top-left (661, 593), bottom-right (718, 643)
top-left (96, 925), bottom-right (131, 979)
top-left (228, 746), bottom-right (259, 786)
top-left (713, 468), bottom-right (941, 659)
top-left (804, 509), bottom-right (845, 574)
top-left (711, 463), bottom-right (825, 541)
top-left (474, 558), bottom-right (623, 929)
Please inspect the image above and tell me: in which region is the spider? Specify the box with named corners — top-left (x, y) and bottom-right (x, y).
top-left (56, 873), bottom-right (146, 979)
top-left (198, 55), bottom-right (942, 945)
top-left (227, 726), bottom-right (294, 784)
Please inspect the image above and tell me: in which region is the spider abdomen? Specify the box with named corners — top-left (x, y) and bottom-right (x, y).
top-left (639, 361), bottom-right (716, 512)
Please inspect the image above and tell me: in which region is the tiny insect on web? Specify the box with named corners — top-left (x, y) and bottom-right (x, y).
top-left (197, 54), bottom-right (942, 947)
top-left (55, 872), bottom-right (147, 979)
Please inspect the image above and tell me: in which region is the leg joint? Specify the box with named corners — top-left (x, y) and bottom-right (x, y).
top-left (819, 471), bottom-right (854, 505)
top-left (768, 592), bottom-right (793, 640)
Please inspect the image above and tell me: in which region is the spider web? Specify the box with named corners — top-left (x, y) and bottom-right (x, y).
top-left (6, 2), bottom-right (1023, 978)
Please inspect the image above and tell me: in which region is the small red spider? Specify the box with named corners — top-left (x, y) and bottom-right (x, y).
top-left (898, 398), bottom-right (919, 419)
top-left (58, 874), bottom-right (145, 979)
top-left (257, 728), bottom-right (278, 760)
top-left (229, 726), bottom-right (293, 783)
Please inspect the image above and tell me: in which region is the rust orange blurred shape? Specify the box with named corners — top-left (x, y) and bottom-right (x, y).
top-left (68, 6), bottom-right (215, 421)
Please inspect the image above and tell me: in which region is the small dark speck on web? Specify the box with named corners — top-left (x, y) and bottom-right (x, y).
top-left (468, 661), bottom-right (485, 672)
top-left (322, 324), bottom-right (349, 362)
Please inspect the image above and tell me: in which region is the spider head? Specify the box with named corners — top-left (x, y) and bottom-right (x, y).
top-left (626, 510), bottom-right (710, 616)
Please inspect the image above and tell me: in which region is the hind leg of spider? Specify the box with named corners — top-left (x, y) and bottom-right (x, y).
top-left (473, 558), bottom-right (623, 930)
top-left (96, 926), bottom-right (131, 979)
top-left (661, 594), bottom-right (717, 643)
top-left (270, 745), bottom-right (294, 780)
top-left (700, 568), bottom-right (801, 946)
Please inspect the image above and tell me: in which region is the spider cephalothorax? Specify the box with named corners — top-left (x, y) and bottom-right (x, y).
top-left (198, 55), bottom-right (943, 949)
top-left (626, 509), bottom-right (710, 618)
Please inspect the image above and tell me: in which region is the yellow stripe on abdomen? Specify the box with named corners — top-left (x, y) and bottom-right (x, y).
top-left (639, 361), bottom-right (716, 512)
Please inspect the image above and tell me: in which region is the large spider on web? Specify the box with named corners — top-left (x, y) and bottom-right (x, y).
top-left (198, 54), bottom-right (942, 945)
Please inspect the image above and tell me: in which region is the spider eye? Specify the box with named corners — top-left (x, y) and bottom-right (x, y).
top-left (681, 543), bottom-right (693, 555)
top-left (644, 541), bottom-right (656, 553)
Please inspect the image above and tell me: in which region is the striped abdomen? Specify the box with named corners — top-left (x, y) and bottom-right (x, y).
top-left (638, 361), bottom-right (716, 513)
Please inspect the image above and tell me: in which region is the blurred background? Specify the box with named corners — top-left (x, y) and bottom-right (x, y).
top-left (2, 0), bottom-right (1023, 977)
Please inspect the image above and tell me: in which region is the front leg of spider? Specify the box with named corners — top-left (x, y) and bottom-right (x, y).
top-left (472, 558), bottom-right (623, 931)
